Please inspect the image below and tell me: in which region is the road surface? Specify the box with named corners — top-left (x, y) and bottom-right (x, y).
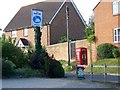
top-left (2, 73), bottom-right (120, 89)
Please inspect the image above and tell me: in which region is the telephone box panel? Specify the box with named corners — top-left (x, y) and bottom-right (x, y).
top-left (76, 47), bottom-right (87, 65)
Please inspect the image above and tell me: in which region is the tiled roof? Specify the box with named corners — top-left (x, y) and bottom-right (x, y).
top-left (4, 0), bottom-right (64, 32)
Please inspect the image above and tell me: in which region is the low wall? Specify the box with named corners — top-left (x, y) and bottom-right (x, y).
top-left (46, 39), bottom-right (97, 65)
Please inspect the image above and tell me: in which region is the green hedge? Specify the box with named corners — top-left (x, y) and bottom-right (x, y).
top-left (2, 40), bottom-right (28, 68)
top-left (2, 60), bottom-right (16, 78)
top-left (48, 59), bottom-right (65, 78)
top-left (14, 67), bottom-right (42, 78)
top-left (97, 43), bottom-right (120, 59)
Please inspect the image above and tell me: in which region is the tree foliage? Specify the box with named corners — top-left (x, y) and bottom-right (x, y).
top-left (97, 43), bottom-right (114, 59)
top-left (58, 35), bottom-right (67, 43)
top-left (2, 34), bottom-right (28, 68)
top-left (86, 15), bottom-right (95, 42)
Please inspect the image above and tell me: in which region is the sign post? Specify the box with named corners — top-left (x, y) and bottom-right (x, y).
top-left (31, 9), bottom-right (43, 54)
top-left (31, 9), bottom-right (43, 27)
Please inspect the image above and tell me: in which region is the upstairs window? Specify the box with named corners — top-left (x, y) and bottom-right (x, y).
top-left (114, 28), bottom-right (120, 43)
top-left (24, 28), bottom-right (28, 36)
top-left (113, 0), bottom-right (120, 15)
top-left (11, 31), bottom-right (17, 38)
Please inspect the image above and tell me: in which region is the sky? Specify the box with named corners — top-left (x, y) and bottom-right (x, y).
top-left (0, 0), bottom-right (100, 31)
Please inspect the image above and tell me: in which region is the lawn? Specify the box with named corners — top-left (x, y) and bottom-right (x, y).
top-left (84, 58), bottom-right (120, 74)
top-left (59, 58), bottom-right (120, 74)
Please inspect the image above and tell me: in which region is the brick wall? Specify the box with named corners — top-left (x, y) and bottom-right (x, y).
top-left (5, 26), bottom-right (49, 47)
top-left (46, 39), bottom-right (96, 65)
top-left (94, 0), bottom-right (120, 47)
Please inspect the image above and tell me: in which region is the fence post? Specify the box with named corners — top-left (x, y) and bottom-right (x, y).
top-left (104, 64), bottom-right (107, 82)
top-left (90, 64), bottom-right (93, 81)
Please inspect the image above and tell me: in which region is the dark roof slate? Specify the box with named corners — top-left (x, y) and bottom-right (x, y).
top-left (20, 38), bottom-right (29, 46)
top-left (4, 0), bottom-right (64, 32)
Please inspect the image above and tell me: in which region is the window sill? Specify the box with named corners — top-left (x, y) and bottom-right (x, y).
top-left (114, 42), bottom-right (120, 44)
top-left (113, 13), bottom-right (120, 16)
top-left (12, 37), bottom-right (17, 38)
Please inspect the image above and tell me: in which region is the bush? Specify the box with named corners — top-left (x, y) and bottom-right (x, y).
top-left (64, 66), bottom-right (73, 72)
top-left (59, 60), bottom-right (68, 65)
top-left (112, 48), bottom-right (120, 58)
top-left (29, 47), bottom-right (49, 69)
top-left (14, 67), bottom-right (42, 78)
top-left (2, 41), bottom-right (28, 68)
top-left (48, 59), bottom-right (65, 78)
top-left (97, 43), bottom-right (114, 59)
top-left (58, 35), bottom-right (67, 43)
top-left (2, 60), bottom-right (16, 78)
top-left (87, 35), bottom-right (96, 42)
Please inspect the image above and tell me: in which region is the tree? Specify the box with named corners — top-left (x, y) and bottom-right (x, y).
top-left (86, 15), bottom-right (95, 42)
top-left (86, 15), bottom-right (95, 64)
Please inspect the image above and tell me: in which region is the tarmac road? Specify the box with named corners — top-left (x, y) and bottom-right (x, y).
top-left (2, 73), bottom-right (120, 89)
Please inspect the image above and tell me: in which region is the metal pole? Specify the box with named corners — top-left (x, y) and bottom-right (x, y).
top-left (104, 64), bottom-right (107, 83)
top-left (90, 64), bottom-right (93, 81)
top-left (66, 6), bottom-right (70, 66)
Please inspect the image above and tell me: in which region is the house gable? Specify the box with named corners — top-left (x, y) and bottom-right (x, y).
top-left (50, 1), bottom-right (86, 44)
top-left (49, 0), bottom-right (86, 25)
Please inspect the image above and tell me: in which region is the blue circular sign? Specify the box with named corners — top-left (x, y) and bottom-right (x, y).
top-left (33, 16), bottom-right (41, 23)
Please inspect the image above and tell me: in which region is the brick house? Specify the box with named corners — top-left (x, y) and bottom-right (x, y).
top-left (4, 0), bottom-right (86, 51)
top-left (93, 0), bottom-right (120, 48)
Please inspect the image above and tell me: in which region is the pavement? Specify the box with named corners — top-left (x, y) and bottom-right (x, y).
top-left (66, 72), bottom-right (120, 84)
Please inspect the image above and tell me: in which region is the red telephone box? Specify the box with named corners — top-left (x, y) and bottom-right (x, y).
top-left (76, 47), bottom-right (87, 65)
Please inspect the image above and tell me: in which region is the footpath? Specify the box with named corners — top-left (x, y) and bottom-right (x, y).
top-left (65, 72), bottom-right (120, 84)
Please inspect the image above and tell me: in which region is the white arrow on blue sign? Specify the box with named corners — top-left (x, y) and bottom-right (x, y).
top-left (31, 9), bottom-right (43, 27)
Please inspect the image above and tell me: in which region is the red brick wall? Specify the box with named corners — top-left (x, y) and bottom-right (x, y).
top-left (94, 0), bottom-right (120, 47)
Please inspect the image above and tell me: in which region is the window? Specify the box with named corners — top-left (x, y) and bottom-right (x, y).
top-left (113, 0), bottom-right (120, 15)
top-left (70, 42), bottom-right (76, 59)
top-left (24, 28), bottom-right (28, 36)
top-left (114, 28), bottom-right (120, 43)
top-left (11, 31), bottom-right (17, 38)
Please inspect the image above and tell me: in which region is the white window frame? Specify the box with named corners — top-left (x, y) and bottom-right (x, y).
top-left (11, 31), bottom-right (17, 38)
top-left (24, 28), bottom-right (28, 36)
top-left (112, 0), bottom-right (120, 15)
top-left (114, 28), bottom-right (120, 43)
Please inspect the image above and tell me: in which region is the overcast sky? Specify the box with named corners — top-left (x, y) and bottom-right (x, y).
top-left (0, 0), bottom-right (100, 30)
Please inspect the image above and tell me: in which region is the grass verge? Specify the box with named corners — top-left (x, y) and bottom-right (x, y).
top-left (60, 58), bottom-right (120, 74)
top-left (84, 58), bottom-right (120, 74)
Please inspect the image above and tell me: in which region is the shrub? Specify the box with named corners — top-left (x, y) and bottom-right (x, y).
top-left (29, 48), bottom-right (65, 78)
top-left (48, 59), bottom-right (65, 78)
top-left (59, 60), bottom-right (68, 65)
top-left (29, 47), bottom-right (49, 69)
top-left (2, 60), bottom-right (16, 78)
top-left (87, 35), bottom-right (96, 42)
top-left (58, 35), bottom-right (67, 43)
top-left (2, 41), bottom-right (28, 68)
top-left (64, 66), bottom-right (73, 72)
top-left (14, 67), bottom-right (42, 78)
top-left (112, 47), bottom-right (120, 58)
top-left (97, 43), bottom-right (114, 59)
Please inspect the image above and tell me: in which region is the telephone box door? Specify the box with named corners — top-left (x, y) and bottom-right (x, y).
top-left (76, 47), bottom-right (87, 65)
